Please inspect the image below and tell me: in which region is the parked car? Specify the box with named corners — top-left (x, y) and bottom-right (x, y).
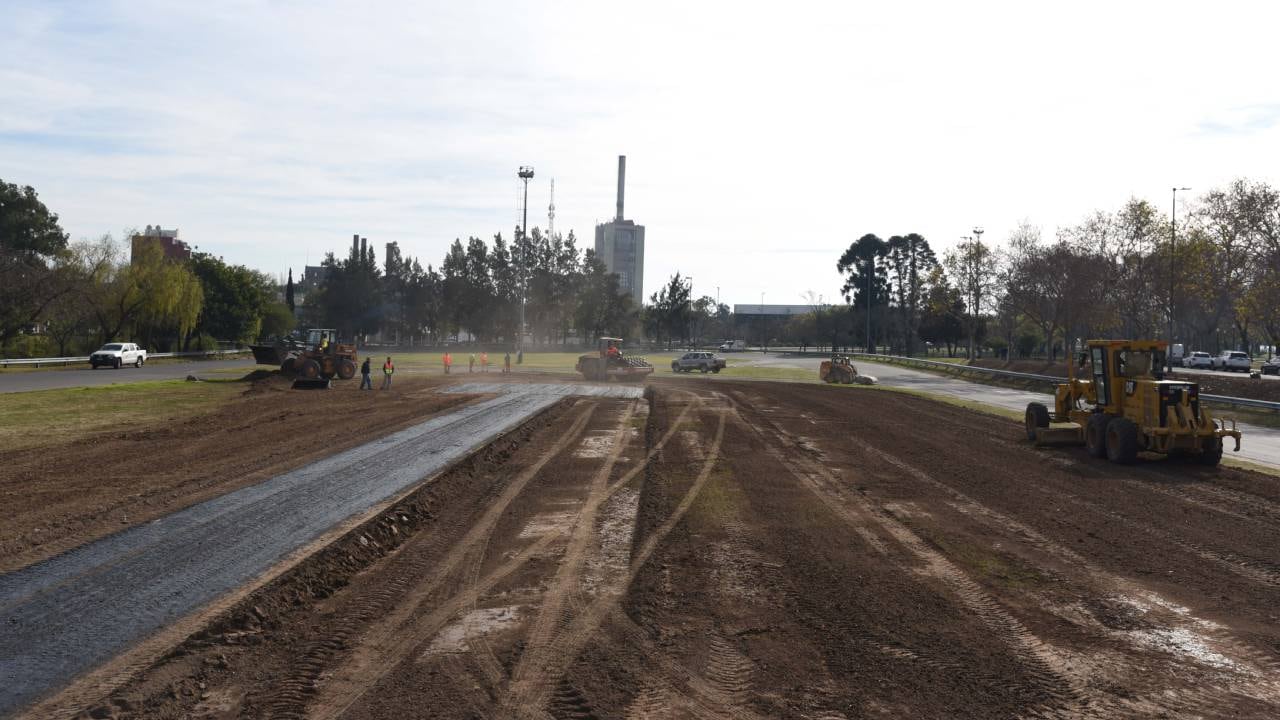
top-left (671, 351), bottom-right (726, 374)
top-left (1182, 351), bottom-right (1213, 369)
top-left (1210, 350), bottom-right (1252, 372)
top-left (1262, 356), bottom-right (1280, 376)
top-left (90, 342), bottom-right (147, 369)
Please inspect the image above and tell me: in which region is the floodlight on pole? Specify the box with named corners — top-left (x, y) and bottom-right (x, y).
top-left (517, 166), bottom-right (534, 356)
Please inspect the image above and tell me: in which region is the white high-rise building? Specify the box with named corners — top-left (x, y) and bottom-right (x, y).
top-left (594, 155), bottom-right (645, 307)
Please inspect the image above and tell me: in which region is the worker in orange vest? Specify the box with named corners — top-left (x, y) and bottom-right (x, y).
top-left (480, 351), bottom-right (489, 373)
top-left (381, 356), bottom-right (394, 390)
top-left (443, 351), bottom-right (452, 374)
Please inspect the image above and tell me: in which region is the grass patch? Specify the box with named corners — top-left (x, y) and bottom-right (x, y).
top-left (0, 379), bottom-right (244, 452)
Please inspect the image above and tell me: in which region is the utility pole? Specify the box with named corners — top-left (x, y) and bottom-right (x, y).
top-left (517, 166), bottom-right (535, 358)
top-left (865, 252), bottom-right (874, 354)
top-left (1169, 187), bottom-right (1190, 371)
top-left (972, 226), bottom-right (984, 360)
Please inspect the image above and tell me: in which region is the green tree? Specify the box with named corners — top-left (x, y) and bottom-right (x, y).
top-left (837, 234), bottom-right (888, 351)
top-left (0, 180), bottom-right (72, 343)
top-left (189, 252), bottom-right (275, 343)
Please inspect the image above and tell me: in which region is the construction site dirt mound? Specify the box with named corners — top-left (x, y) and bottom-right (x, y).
top-left (0, 375), bottom-right (468, 574)
top-left (81, 379), bottom-right (1280, 719)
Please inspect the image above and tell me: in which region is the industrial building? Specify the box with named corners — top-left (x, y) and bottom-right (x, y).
top-left (594, 155), bottom-right (645, 307)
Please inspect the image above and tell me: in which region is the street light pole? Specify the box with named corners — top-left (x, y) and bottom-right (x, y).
top-left (1169, 186), bottom-right (1190, 370)
top-left (972, 226), bottom-right (984, 360)
top-left (517, 166), bottom-right (535, 358)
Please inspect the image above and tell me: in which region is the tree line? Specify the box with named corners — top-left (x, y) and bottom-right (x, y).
top-left (307, 229), bottom-right (637, 346)
top-left (833, 178), bottom-right (1280, 360)
top-left (1, 179), bottom-right (293, 357)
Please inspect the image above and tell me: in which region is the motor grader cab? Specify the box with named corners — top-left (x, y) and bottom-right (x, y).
top-left (575, 337), bottom-right (654, 382)
top-left (287, 328), bottom-right (358, 389)
top-left (1025, 339), bottom-right (1241, 465)
top-left (820, 354), bottom-right (857, 384)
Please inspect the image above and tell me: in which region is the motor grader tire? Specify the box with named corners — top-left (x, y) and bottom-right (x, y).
top-left (337, 359), bottom-right (357, 380)
top-left (1024, 402), bottom-right (1050, 442)
top-left (1196, 436), bottom-right (1224, 467)
top-left (1106, 417), bottom-right (1139, 464)
top-left (298, 358), bottom-right (322, 380)
top-left (1085, 414), bottom-right (1109, 458)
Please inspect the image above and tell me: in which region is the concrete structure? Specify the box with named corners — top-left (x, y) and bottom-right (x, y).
top-left (732, 304), bottom-right (830, 317)
top-left (130, 225), bottom-right (191, 262)
top-left (594, 155), bottom-right (645, 307)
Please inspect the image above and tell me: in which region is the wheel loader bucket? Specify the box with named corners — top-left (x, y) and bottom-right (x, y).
top-left (291, 377), bottom-right (332, 390)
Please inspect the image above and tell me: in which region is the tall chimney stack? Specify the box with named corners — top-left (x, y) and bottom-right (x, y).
top-left (352, 233), bottom-right (359, 258)
top-left (360, 237), bottom-right (367, 260)
top-left (615, 155), bottom-right (626, 221)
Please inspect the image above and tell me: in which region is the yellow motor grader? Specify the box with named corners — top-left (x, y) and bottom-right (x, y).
top-left (1025, 339), bottom-right (1241, 465)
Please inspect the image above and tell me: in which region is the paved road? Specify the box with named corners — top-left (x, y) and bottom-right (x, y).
top-left (0, 358), bottom-right (261, 394)
top-left (0, 382), bottom-right (642, 716)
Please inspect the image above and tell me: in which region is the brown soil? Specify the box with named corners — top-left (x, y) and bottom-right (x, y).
top-left (71, 378), bottom-right (1280, 719)
top-left (0, 373), bottom-right (472, 574)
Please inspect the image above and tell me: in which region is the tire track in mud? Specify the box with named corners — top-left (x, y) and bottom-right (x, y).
top-left (763, 391), bottom-right (1280, 717)
top-left (728, 393), bottom-right (1086, 718)
top-left (308, 393), bottom-right (706, 720)
top-left (255, 403), bottom-right (598, 720)
top-left (504, 403), bottom-right (730, 718)
top-left (503, 402), bottom-right (637, 715)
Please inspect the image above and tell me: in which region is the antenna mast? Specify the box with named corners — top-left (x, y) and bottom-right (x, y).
top-left (548, 178), bottom-right (556, 238)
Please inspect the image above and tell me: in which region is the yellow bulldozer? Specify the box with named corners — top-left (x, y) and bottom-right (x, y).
top-left (1025, 339), bottom-right (1241, 465)
top-left (820, 355), bottom-right (858, 384)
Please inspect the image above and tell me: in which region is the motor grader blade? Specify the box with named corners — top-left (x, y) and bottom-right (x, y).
top-left (1031, 425), bottom-right (1084, 446)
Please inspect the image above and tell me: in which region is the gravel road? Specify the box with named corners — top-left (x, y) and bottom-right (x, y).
top-left (0, 358), bottom-right (260, 394)
top-left (0, 382), bottom-right (640, 716)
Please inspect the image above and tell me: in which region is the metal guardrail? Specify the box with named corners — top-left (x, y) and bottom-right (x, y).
top-left (0, 348), bottom-right (247, 369)
top-left (850, 353), bottom-right (1280, 413)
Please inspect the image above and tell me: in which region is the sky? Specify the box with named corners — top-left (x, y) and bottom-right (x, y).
top-left (4, 0), bottom-right (1280, 307)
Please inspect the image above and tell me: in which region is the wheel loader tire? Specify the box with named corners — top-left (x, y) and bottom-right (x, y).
top-left (1025, 402), bottom-right (1050, 442)
top-left (1196, 436), bottom-right (1224, 466)
top-left (337, 359), bottom-right (356, 380)
top-left (1085, 414), bottom-right (1109, 458)
top-left (298, 358), bottom-right (322, 380)
top-left (1105, 418), bottom-right (1139, 464)
top-left (281, 357), bottom-right (296, 374)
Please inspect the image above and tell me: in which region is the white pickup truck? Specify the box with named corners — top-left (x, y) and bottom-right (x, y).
top-left (1210, 350), bottom-right (1251, 372)
top-left (90, 342), bottom-right (147, 369)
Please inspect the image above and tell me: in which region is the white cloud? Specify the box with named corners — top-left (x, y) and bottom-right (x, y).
top-left (3, 0), bottom-right (1279, 301)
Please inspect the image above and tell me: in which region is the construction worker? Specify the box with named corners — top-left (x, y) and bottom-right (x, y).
top-left (480, 351), bottom-right (489, 372)
top-left (504, 351), bottom-right (511, 373)
top-left (319, 332), bottom-right (330, 353)
top-left (360, 356), bottom-right (372, 390)
top-left (443, 351), bottom-right (452, 374)
top-left (381, 356), bottom-right (394, 390)
top-left (469, 352), bottom-right (476, 373)
top-left (606, 341), bottom-right (621, 365)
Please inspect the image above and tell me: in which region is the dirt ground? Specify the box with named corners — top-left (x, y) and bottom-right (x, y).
top-left (0, 373), bottom-right (471, 574)
top-left (65, 377), bottom-right (1280, 719)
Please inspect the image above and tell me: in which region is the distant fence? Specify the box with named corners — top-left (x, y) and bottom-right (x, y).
top-left (0, 348), bottom-right (248, 369)
top-left (850, 353), bottom-right (1280, 414)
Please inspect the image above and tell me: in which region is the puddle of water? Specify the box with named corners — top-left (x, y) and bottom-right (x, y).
top-left (424, 605), bottom-right (522, 654)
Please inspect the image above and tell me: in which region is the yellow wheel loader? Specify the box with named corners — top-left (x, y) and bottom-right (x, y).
top-left (1025, 339), bottom-right (1241, 465)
